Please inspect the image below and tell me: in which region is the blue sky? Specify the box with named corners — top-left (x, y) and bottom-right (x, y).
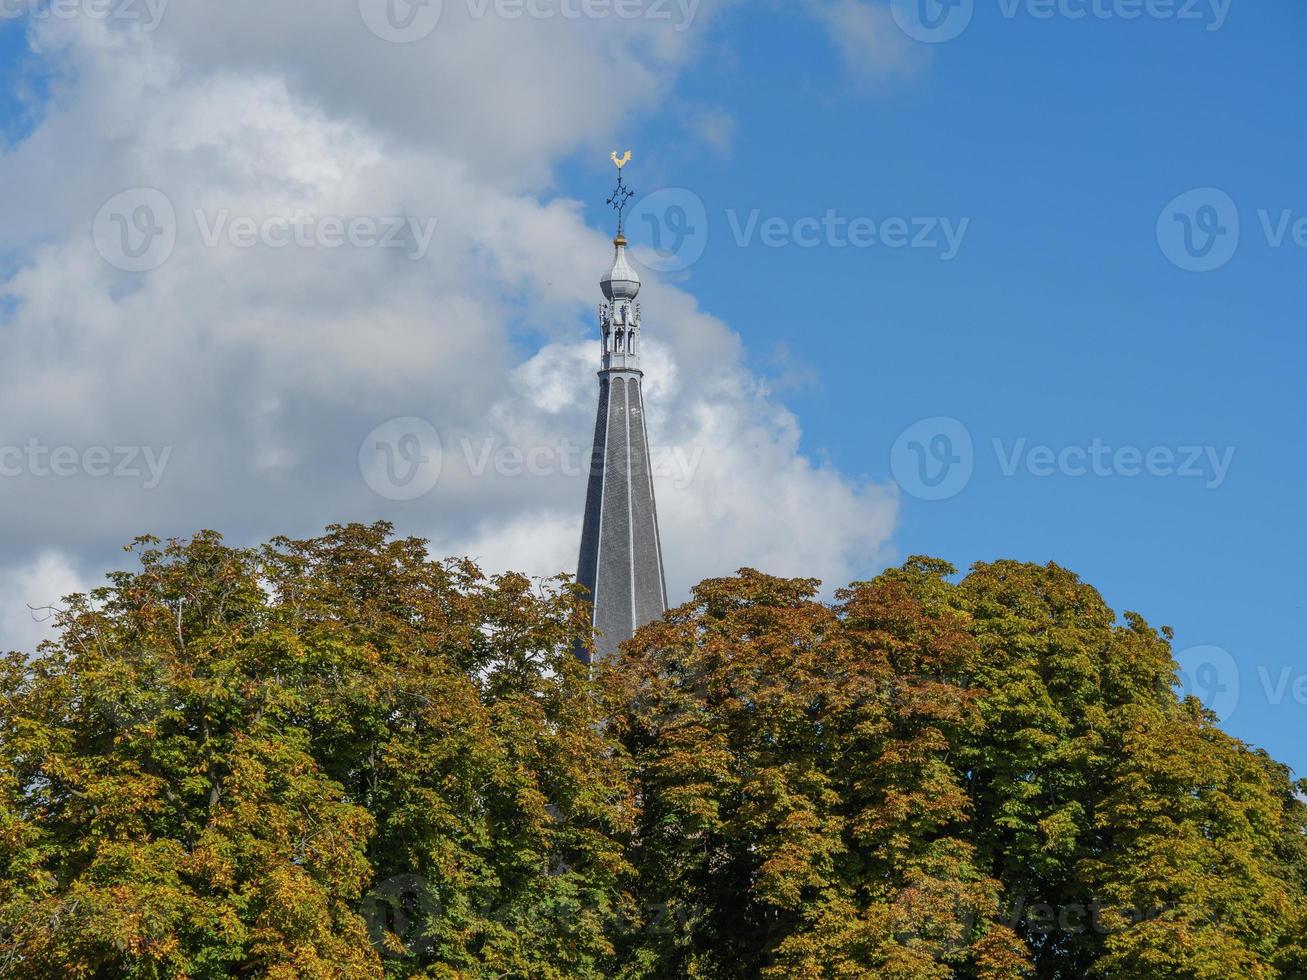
top-left (557, 1), bottom-right (1307, 771)
top-left (0, 1), bottom-right (1303, 774)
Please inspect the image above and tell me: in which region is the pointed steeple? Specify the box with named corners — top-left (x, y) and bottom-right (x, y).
top-left (576, 152), bottom-right (668, 662)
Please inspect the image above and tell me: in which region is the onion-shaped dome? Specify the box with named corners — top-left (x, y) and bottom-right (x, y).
top-left (600, 236), bottom-right (641, 301)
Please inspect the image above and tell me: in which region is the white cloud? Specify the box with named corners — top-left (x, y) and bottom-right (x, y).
top-left (812, 0), bottom-right (925, 83)
top-left (0, 552), bottom-right (88, 655)
top-left (0, 6), bottom-right (897, 652)
top-left (444, 335), bottom-right (898, 599)
top-left (688, 105), bottom-right (736, 156)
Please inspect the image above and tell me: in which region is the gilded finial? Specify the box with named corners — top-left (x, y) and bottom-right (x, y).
top-left (606, 150), bottom-right (635, 243)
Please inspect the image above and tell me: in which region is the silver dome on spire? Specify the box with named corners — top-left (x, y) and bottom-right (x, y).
top-left (601, 237), bottom-right (641, 301)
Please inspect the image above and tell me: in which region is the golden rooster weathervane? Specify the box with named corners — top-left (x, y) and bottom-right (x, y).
top-left (606, 150), bottom-right (635, 241)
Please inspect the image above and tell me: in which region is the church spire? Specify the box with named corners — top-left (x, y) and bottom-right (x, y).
top-left (576, 152), bottom-right (668, 663)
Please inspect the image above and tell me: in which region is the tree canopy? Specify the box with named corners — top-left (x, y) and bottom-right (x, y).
top-left (1, 525), bottom-right (1302, 978)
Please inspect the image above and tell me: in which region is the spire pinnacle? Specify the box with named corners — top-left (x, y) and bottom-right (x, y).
top-left (606, 149), bottom-right (635, 243)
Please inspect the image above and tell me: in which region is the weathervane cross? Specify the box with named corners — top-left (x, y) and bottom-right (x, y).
top-left (606, 149), bottom-right (635, 239)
